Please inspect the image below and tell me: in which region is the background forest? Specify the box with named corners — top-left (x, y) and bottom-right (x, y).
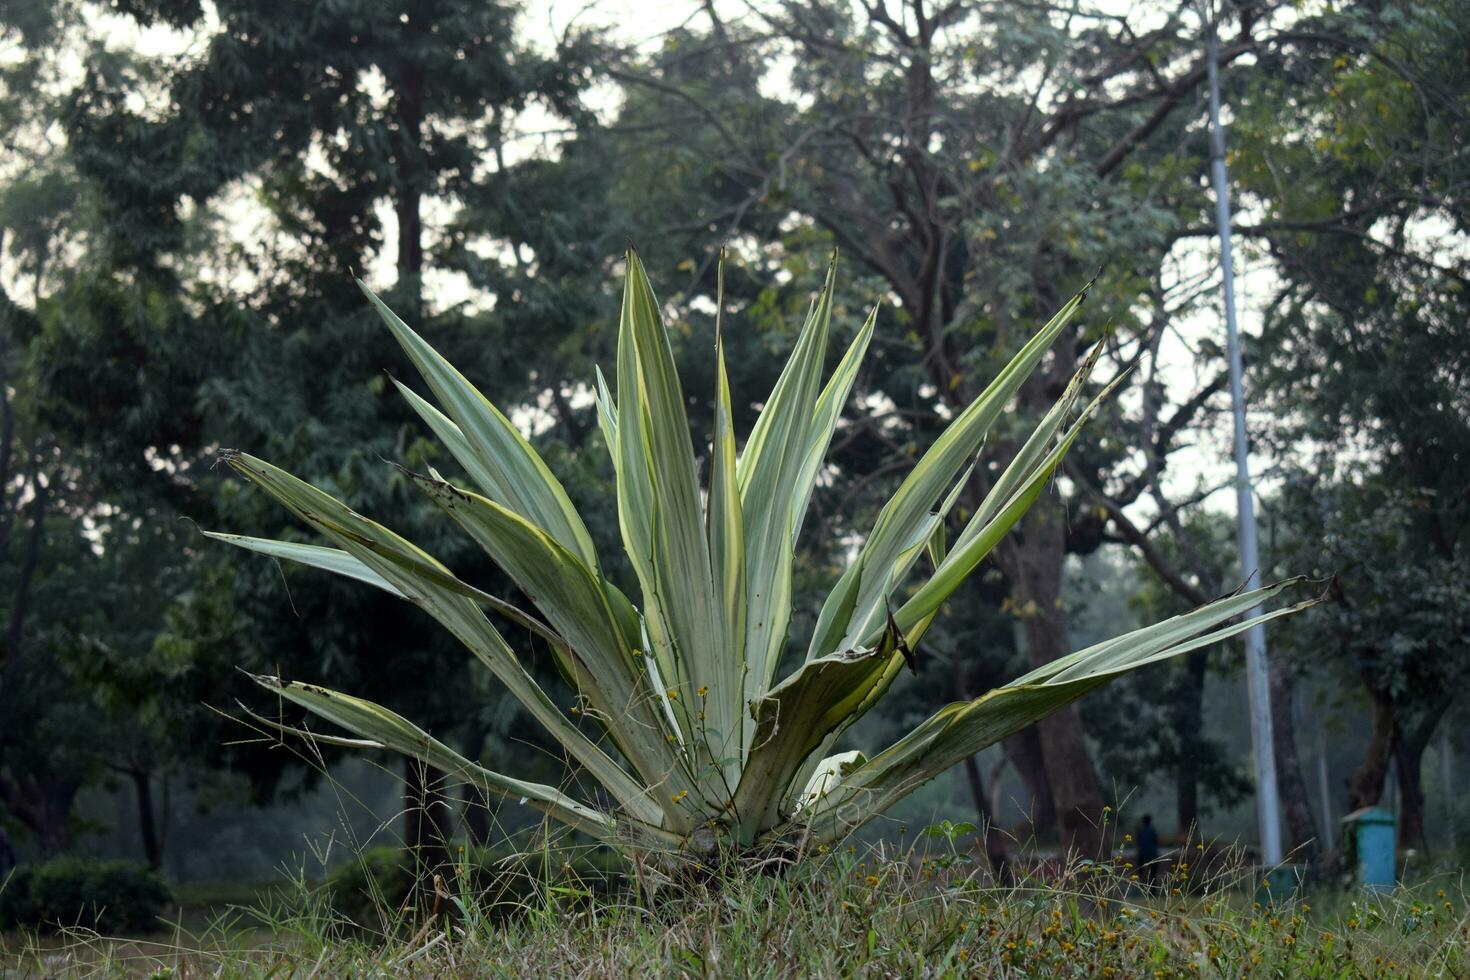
top-left (1, 0), bottom-right (1467, 888)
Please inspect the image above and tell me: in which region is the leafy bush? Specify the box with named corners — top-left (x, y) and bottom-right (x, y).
top-left (0, 865), bottom-right (35, 931)
top-left (323, 844), bottom-right (623, 926)
top-left (6, 857), bottom-right (172, 934)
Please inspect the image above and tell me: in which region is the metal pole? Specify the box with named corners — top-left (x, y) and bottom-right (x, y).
top-left (1206, 16), bottom-right (1283, 867)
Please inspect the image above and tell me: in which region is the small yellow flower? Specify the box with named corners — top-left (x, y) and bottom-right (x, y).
top-left (1124, 833), bottom-right (1133, 843)
top-left (957, 949), bottom-right (969, 962)
top-left (671, 789), bottom-right (688, 803)
top-left (666, 688), bottom-right (679, 700)
top-left (864, 875), bottom-right (879, 887)
top-left (697, 686), bottom-right (708, 697)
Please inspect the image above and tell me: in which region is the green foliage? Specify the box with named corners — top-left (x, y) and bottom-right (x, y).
top-left (216, 256), bottom-right (1313, 862)
top-left (10, 848), bottom-right (1469, 976)
top-left (0, 866), bottom-right (35, 931)
top-left (3, 857), bottom-right (171, 934)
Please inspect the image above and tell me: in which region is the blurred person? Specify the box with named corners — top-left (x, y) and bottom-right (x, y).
top-left (1137, 814), bottom-right (1160, 887)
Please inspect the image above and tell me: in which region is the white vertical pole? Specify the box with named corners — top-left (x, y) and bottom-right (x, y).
top-left (1206, 15), bottom-right (1284, 867)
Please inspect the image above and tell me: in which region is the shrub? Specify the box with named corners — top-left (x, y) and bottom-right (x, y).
top-left (16, 857), bottom-right (172, 934)
top-left (0, 864), bottom-right (35, 931)
top-left (214, 254), bottom-right (1315, 868)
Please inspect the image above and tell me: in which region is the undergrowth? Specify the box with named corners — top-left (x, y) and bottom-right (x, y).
top-left (3, 834), bottom-right (1467, 977)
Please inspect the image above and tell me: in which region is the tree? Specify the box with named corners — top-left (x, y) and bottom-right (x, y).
top-left (1220, 0), bottom-right (1470, 850)
top-left (19, 0), bottom-right (599, 885)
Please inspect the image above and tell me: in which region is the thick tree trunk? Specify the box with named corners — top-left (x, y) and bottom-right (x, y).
top-left (1393, 735), bottom-right (1427, 852)
top-left (1269, 659), bottom-right (1318, 861)
top-left (961, 754), bottom-right (1013, 881)
top-left (129, 767), bottom-right (162, 869)
top-left (1002, 728), bottom-right (1057, 837)
top-left (1346, 692), bottom-right (1395, 812)
top-left (1173, 650), bottom-right (1208, 836)
top-left (404, 759), bottom-right (453, 911)
top-left (1008, 499), bottom-right (1105, 857)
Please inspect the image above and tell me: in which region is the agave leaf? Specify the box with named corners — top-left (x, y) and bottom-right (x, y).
top-left (732, 622), bottom-right (905, 837)
top-left (202, 530), bottom-right (574, 653)
top-left (797, 579), bottom-right (1320, 842)
top-left (613, 251), bottom-right (723, 756)
top-left (779, 367), bottom-right (1110, 803)
top-left (203, 533), bottom-right (405, 597)
top-left (359, 280), bottom-right (600, 570)
top-left (793, 749), bottom-right (867, 813)
top-left (218, 451), bottom-right (662, 826)
top-left (807, 283), bottom-right (1092, 662)
top-left (737, 260), bottom-right (838, 709)
top-left (791, 303), bottom-right (878, 547)
top-left (406, 467), bottom-right (697, 813)
top-left (593, 365), bottom-right (619, 464)
top-left (248, 674), bottom-right (629, 843)
top-left (706, 255), bottom-right (747, 780)
top-left (955, 334), bottom-right (1109, 557)
top-left (894, 366), bottom-right (1126, 635)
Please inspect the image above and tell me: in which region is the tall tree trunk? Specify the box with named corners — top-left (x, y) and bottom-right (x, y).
top-left (1173, 650), bottom-right (1208, 836)
top-left (1269, 658), bottom-right (1318, 861)
top-left (1391, 702), bottom-right (1449, 853)
top-left (6, 453), bottom-right (48, 658)
top-left (1002, 728), bottom-right (1057, 837)
top-left (404, 759), bottom-right (453, 910)
top-left (129, 767), bottom-right (162, 869)
top-left (1346, 691), bottom-right (1395, 812)
top-left (1392, 735), bottom-right (1427, 852)
top-left (1008, 499), bottom-right (1105, 857)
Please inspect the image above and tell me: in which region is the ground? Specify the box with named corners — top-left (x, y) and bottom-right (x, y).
top-left (3, 842), bottom-right (1467, 977)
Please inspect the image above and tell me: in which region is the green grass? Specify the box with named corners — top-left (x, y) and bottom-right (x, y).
top-left (4, 842), bottom-right (1467, 977)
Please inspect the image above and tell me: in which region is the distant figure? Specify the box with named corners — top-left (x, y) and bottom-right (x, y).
top-left (0, 825), bottom-right (14, 878)
top-left (1136, 814), bottom-right (1159, 887)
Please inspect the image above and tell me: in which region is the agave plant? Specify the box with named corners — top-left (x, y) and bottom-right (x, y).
top-left (212, 252), bottom-right (1312, 862)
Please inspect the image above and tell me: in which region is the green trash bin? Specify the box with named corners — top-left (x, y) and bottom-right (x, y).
top-left (1341, 806), bottom-right (1396, 892)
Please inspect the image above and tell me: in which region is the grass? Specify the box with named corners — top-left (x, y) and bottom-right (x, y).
top-left (3, 835), bottom-right (1467, 977)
